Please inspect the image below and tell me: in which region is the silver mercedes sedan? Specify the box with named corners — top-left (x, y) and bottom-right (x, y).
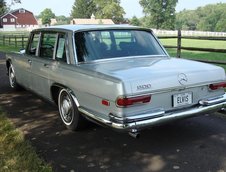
top-left (6, 25), bottom-right (226, 136)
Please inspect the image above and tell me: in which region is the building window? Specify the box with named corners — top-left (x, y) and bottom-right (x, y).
top-left (10, 18), bottom-right (15, 22)
top-left (3, 18), bottom-right (7, 22)
top-left (19, 9), bottom-right (25, 13)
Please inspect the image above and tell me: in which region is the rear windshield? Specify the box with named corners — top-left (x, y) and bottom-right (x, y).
top-left (74, 30), bottom-right (166, 62)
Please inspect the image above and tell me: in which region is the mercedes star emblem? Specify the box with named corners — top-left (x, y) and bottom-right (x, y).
top-left (178, 73), bottom-right (188, 85)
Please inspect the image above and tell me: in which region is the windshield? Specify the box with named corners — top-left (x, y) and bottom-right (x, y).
top-left (74, 30), bottom-right (166, 62)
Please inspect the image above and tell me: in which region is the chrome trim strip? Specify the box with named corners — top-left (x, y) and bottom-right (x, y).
top-left (199, 95), bottom-right (225, 106)
top-left (72, 31), bottom-right (78, 64)
top-left (77, 55), bottom-right (168, 65)
top-left (109, 110), bottom-right (165, 122)
top-left (125, 83), bottom-right (224, 97)
top-left (78, 93), bottom-right (226, 132)
top-left (78, 108), bottom-right (112, 125)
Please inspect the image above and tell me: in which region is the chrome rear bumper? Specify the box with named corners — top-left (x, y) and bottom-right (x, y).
top-left (79, 93), bottom-right (226, 132)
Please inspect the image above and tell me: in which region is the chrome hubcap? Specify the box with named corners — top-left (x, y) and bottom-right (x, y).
top-left (9, 67), bottom-right (16, 88)
top-left (59, 90), bottom-right (74, 125)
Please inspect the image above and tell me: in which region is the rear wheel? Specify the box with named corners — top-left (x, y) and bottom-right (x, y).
top-left (8, 64), bottom-right (20, 90)
top-left (58, 88), bottom-right (86, 131)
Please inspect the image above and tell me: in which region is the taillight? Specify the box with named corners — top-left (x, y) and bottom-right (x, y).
top-left (209, 82), bottom-right (226, 90)
top-left (116, 95), bottom-right (151, 107)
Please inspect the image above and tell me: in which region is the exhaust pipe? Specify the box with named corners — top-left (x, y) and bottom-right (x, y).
top-left (129, 129), bottom-right (140, 139)
top-left (129, 132), bottom-right (140, 138)
top-left (219, 108), bottom-right (226, 113)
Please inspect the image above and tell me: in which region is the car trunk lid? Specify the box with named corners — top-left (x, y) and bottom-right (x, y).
top-left (80, 57), bottom-right (226, 95)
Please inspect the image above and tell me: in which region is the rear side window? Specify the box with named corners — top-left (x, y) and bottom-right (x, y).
top-left (27, 33), bottom-right (40, 56)
top-left (40, 33), bottom-right (57, 59)
top-left (55, 34), bottom-right (67, 63)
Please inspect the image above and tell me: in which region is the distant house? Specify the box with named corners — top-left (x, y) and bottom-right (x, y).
top-left (50, 18), bottom-right (57, 26)
top-left (70, 14), bottom-right (114, 25)
top-left (0, 8), bottom-right (38, 30)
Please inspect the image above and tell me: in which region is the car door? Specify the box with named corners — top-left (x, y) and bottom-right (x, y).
top-left (14, 32), bottom-right (41, 89)
top-left (30, 32), bottom-right (58, 100)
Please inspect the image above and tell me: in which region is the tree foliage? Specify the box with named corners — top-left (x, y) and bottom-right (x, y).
top-left (40, 8), bottom-right (55, 25)
top-left (1, 0), bottom-right (21, 15)
top-left (55, 15), bottom-right (70, 25)
top-left (0, 0), bottom-right (7, 15)
top-left (71, 0), bottom-right (96, 18)
top-left (10, 0), bottom-right (21, 5)
top-left (139, 0), bottom-right (178, 29)
top-left (130, 16), bottom-right (141, 26)
top-left (94, 0), bottom-right (125, 23)
top-left (176, 3), bottom-right (226, 32)
top-left (71, 0), bottom-right (125, 23)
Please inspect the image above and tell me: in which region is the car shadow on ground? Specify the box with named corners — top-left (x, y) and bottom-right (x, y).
top-left (1, 55), bottom-right (226, 172)
top-left (1, 89), bottom-right (226, 172)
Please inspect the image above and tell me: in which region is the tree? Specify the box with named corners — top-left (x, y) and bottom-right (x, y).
top-left (139, 0), bottom-right (178, 29)
top-left (71, 0), bottom-right (96, 18)
top-left (130, 16), bottom-right (141, 26)
top-left (0, 0), bottom-right (7, 15)
top-left (176, 9), bottom-right (199, 30)
top-left (10, 0), bottom-right (21, 5)
top-left (40, 8), bottom-right (55, 25)
top-left (215, 11), bottom-right (226, 32)
top-left (175, 3), bottom-right (226, 32)
top-left (56, 15), bottom-right (70, 25)
top-left (0, 0), bottom-right (21, 15)
top-left (94, 0), bottom-right (125, 23)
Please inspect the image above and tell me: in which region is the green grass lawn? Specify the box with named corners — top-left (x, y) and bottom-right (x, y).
top-left (0, 45), bottom-right (20, 53)
top-left (165, 48), bottom-right (226, 70)
top-left (160, 38), bottom-right (226, 49)
top-left (159, 38), bottom-right (226, 70)
top-left (0, 109), bottom-right (52, 172)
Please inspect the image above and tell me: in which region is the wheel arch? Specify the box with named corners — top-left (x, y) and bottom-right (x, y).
top-left (6, 59), bottom-right (12, 74)
top-left (50, 83), bottom-right (80, 107)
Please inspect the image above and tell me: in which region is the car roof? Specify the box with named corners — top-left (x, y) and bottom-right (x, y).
top-left (32, 24), bottom-right (150, 32)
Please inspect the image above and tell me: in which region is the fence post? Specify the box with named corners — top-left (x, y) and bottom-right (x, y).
top-left (9, 36), bottom-right (11, 46)
top-left (177, 29), bottom-right (181, 58)
top-left (3, 35), bottom-right (5, 46)
top-left (15, 35), bottom-right (17, 47)
top-left (22, 35), bottom-right (24, 49)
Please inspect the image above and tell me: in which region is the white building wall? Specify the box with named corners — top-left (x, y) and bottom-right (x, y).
top-left (152, 29), bottom-right (226, 37)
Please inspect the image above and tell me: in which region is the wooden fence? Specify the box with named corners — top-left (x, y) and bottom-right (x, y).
top-left (158, 30), bottom-right (226, 65)
top-left (0, 31), bottom-right (225, 65)
top-left (0, 34), bottom-right (29, 49)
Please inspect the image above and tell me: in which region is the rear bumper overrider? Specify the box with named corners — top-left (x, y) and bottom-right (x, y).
top-left (78, 93), bottom-right (226, 132)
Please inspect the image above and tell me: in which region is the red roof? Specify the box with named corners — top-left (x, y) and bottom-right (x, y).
top-left (10, 8), bottom-right (37, 25)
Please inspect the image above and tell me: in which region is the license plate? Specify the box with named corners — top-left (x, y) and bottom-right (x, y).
top-left (173, 92), bottom-right (193, 107)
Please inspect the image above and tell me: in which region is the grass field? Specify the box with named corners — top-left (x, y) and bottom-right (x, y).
top-left (0, 109), bottom-right (52, 172)
top-left (160, 38), bottom-right (226, 49)
top-left (159, 38), bottom-right (226, 70)
top-left (0, 45), bottom-right (20, 53)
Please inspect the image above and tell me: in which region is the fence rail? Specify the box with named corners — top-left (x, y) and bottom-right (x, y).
top-left (0, 35), bottom-right (29, 49)
top-left (158, 30), bottom-right (226, 65)
top-left (0, 31), bottom-right (225, 66)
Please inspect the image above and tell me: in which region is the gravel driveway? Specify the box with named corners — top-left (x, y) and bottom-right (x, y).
top-left (1, 52), bottom-right (226, 172)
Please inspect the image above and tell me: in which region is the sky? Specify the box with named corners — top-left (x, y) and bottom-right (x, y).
top-left (6, 0), bottom-right (226, 18)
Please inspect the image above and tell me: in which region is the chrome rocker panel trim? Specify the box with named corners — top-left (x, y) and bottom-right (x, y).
top-left (79, 93), bottom-right (226, 132)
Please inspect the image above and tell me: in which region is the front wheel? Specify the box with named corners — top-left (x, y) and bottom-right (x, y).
top-left (58, 88), bottom-right (86, 131)
top-left (8, 64), bottom-right (20, 90)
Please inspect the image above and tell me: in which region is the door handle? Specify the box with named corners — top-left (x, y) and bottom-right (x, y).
top-left (28, 59), bottom-right (32, 65)
top-left (44, 64), bottom-right (49, 68)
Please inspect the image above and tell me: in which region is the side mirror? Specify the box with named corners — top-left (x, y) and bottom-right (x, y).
top-left (29, 47), bottom-right (36, 55)
top-left (19, 49), bottom-right (26, 54)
